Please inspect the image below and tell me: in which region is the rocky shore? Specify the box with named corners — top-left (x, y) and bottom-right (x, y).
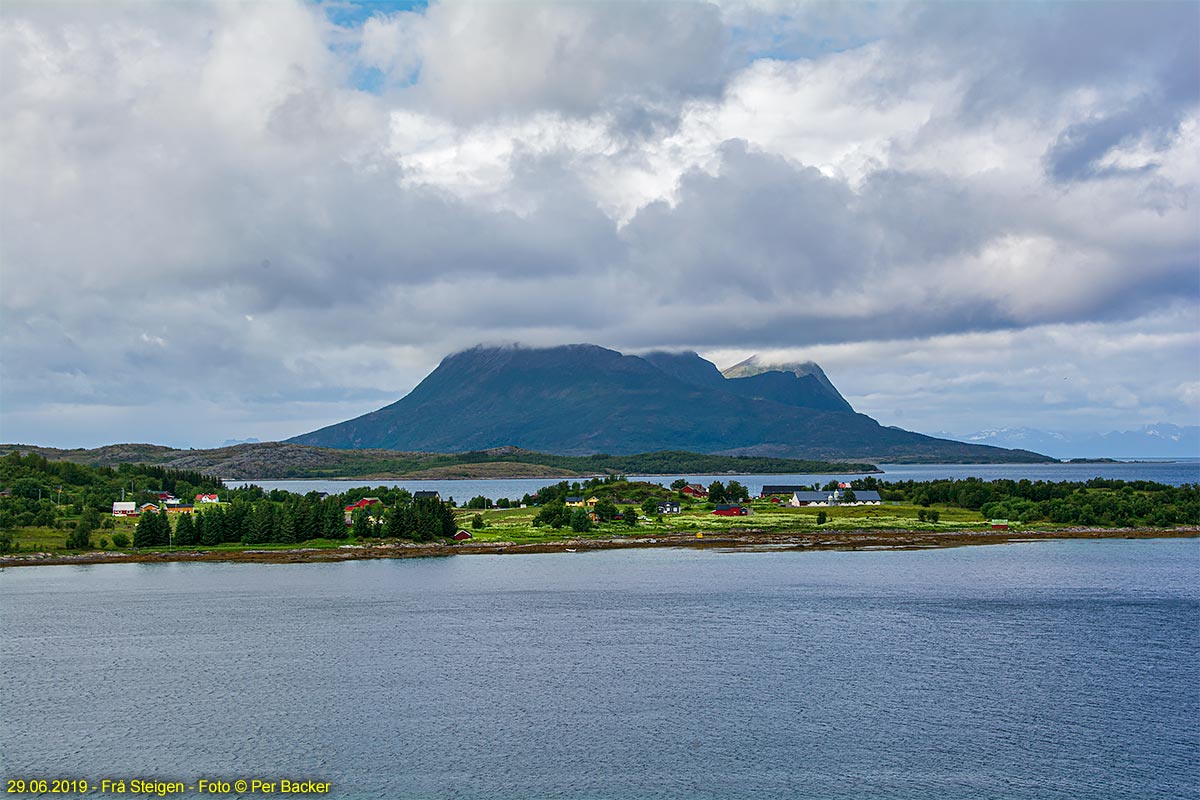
top-left (0, 527), bottom-right (1195, 568)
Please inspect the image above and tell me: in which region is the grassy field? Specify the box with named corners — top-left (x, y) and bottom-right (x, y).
top-left (5, 500), bottom-right (998, 554)
top-left (453, 501), bottom-right (997, 546)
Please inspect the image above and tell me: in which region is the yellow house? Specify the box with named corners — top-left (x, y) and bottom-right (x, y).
top-left (586, 496), bottom-right (601, 508)
top-left (565, 496), bottom-right (585, 508)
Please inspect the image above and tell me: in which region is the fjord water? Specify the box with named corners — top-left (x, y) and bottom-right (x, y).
top-left (3, 540), bottom-right (1198, 800)
top-left (239, 458), bottom-right (1200, 501)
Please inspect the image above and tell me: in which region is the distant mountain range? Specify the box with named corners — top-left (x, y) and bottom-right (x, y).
top-left (932, 425), bottom-right (1200, 460)
top-left (287, 344), bottom-right (1054, 463)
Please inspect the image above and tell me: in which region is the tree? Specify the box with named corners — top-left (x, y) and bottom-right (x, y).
top-left (65, 523), bottom-right (92, 550)
top-left (726, 481), bottom-right (749, 503)
top-left (927, 510), bottom-right (940, 523)
top-left (318, 498), bottom-right (345, 539)
top-left (593, 499), bottom-right (619, 522)
top-left (471, 513), bottom-right (485, 530)
top-left (622, 508), bottom-right (638, 527)
top-left (278, 504), bottom-right (298, 544)
top-left (174, 513), bottom-right (197, 546)
top-left (157, 511), bottom-right (173, 547)
top-left (842, 488), bottom-right (857, 502)
top-left (111, 533), bottom-right (130, 549)
top-left (708, 481), bottom-right (728, 505)
top-left (816, 511), bottom-right (827, 525)
top-left (134, 511), bottom-right (158, 548)
top-left (569, 508), bottom-right (593, 533)
top-left (641, 497), bottom-right (661, 515)
top-left (670, 479), bottom-right (688, 490)
top-left (352, 509), bottom-right (373, 540)
top-left (534, 502), bottom-right (570, 529)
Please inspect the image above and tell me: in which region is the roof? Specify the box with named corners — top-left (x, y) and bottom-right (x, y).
top-left (792, 491), bottom-right (835, 503)
top-left (413, 491), bottom-right (441, 499)
top-left (565, 496), bottom-right (583, 503)
top-left (844, 490), bottom-right (882, 502)
top-left (761, 485), bottom-right (811, 496)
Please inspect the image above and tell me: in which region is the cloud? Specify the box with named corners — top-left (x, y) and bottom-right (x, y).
top-left (0, 0), bottom-right (1196, 448)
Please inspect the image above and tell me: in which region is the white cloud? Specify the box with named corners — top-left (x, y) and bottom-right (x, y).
top-left (0, 0), bottom-right (1196, 448)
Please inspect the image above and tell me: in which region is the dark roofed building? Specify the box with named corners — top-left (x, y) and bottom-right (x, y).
top-left (413, 491), bottom-right (441, 501)
top-left (761, 484), bottom-right (812, 497)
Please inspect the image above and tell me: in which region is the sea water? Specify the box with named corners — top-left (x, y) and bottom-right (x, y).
top-left (2, 539), bottom-right (1197, 799)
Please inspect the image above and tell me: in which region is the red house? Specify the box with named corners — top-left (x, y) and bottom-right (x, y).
top-left (344, 497), bottom-right (381, 512)
top-left (712, 504), bottom-right (749, 516)
top-left (680, 484), bottom-right (708, 499)
top-left (453, 530), bottom-right (473, 541)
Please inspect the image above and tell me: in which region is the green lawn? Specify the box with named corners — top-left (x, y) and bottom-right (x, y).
top-left (4, 501), bottom-right (1008, 554)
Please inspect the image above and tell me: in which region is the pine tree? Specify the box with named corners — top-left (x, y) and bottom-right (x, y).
top-left (278, 504), bottom-right (297, 544)
top-left (174, 513), bottom-right (197, 546)
top-left (134, 511), bottom-right (157, 548)
top-left (156, 509), bottom-right (173, 547)
top-left (200, 508), bottom-right (223, 546)
top-left (324, 499), bottom-right (346, 539)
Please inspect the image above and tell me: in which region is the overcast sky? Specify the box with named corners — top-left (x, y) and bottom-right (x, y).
top-left (2, 0), bottom-right (1197, 449)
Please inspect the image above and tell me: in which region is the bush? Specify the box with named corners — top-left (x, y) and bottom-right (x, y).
top-left (111, 533), bottom-right (130, 549)
top-left (471, 513), bottom-right (485, 530)
top-left (816, 511), bottom-right (827, 525)
top-left (569, 508), bottom-right (593, 533)
top-left (65, 526), bottom-right (91, 550)
top-left (927, 510), bottom-right (940, 523)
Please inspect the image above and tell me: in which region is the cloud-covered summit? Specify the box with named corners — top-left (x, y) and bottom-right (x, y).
top-left (1, 0), bottom-right (1196, 448)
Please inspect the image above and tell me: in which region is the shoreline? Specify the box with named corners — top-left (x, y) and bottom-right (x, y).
top-left (1, 527), bottom-right (1195, 568)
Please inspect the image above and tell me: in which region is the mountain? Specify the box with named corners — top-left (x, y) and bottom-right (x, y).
top-left (287, 344), bottom-right (1054, 463)
top-left (937, 424), bottom-right (1200, 460)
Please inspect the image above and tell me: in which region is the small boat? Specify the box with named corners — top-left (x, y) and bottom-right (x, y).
top-left (565, 548), bottom-right (577, 552)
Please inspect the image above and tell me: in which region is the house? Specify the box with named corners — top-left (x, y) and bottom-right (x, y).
top-left (839, 490), bottom-right (882, 505)
top-left (139, 503), bottom-right (160, 514)
top-left (344, 497), bottom-right (382, 512)
top-left (565, 496), bottom-right (585, 507)
top-left (195, 493), bottom-right (220, 504)
top-left (713, 504), bottom-right (749, 516)
top-left (990, 519), bottom-right (1010, 531)
top-left (155, 491), bottom-right (175, 501)
top-left (586, 496), bottom-right (601, 508)
top-left (656, 500), bottom-right (681, 514)
top-left (112, 501), bottom-right (137, 517)
top-left (413, 491), bottom-right (441, 501)
top-left (760, 484), bottom-right (811, 498)
top-left (165, 504), bottom-right (195, 514)
top-left (453, 530), bottom-right (473, 541)
top-left (791, 491), bottom-right (835, 506)
top-left (790, 489), bottom-right (882, 507)
top-left (680, 483), bottom-right (708, 499)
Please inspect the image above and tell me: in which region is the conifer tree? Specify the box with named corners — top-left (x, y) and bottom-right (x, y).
top-left (174, 512), bottom-right (197, 546)
top-left (134, 510), bottom-right (157, 548)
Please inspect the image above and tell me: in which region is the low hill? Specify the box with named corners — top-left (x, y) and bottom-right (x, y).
top-left (0, 443), bottom-right (878, 481)
top-left (287, 344), bottom-right (1054, 463)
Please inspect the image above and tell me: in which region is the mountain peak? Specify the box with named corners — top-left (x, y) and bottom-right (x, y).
top-left (287, 342), bottom-right (1052, 462)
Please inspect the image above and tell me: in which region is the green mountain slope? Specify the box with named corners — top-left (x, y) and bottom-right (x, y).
top-left (287, 344), bottom-right (1055, 463)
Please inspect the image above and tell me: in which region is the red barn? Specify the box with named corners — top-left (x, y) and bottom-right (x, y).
top-left (453, 530), bottom-right (473, 541)
top-left (681, 484), bottom-right (708, 499)
top-left (712, 504), bottom-right (749, 516)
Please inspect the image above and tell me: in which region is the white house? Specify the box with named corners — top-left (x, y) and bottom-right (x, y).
top-left (112, 501), bottom-right (137, 517)
top-left (791, 489), bottom-right (883, 508)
